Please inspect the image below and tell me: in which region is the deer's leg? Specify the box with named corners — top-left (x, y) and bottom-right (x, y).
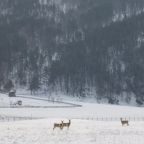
top-left (61, 126), bottom-right (63, 130)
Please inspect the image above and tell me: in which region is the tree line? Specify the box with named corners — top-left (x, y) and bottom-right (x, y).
top-left (0, 0), bottom-right (144, 104)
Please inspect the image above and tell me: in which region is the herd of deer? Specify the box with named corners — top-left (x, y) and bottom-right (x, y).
top-left (53, 118), bottom-right (129, 130)
top-left (53, 120), bottom-right (71, 130)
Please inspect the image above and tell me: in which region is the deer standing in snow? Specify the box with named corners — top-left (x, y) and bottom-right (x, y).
top-left (120, 118), bottom-right (129, 126)
top-left (63, 120), bottom-right (71, 129)
top-left (53, 121), bottom-right (64, 130)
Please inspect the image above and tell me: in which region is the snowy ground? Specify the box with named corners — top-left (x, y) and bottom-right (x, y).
top-left (0, 93), bottom-right (74, 108)
top-left (1, 92), bottom-right (144, 143)
top-left (0, 119), bottom-right (144, 144)
top-left (0, 93), bottom-right (144, 119)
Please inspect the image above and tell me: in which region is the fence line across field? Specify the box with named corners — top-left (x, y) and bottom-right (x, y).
top-left (0, 116), bottom-right (39, 122)
top-left (75, 117), bottom-right (144, 121)
top-left (1, 116), bottom-right (144, 122)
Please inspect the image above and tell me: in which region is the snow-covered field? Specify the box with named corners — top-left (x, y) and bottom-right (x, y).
top-left (0, 93), bottom-right (72, 108)
top-left (0, 94), bottom-right (144, 119)
top-left (0, 119), bottom-right (144, 144)
top-left (1, 92), bottom-right (144, 144)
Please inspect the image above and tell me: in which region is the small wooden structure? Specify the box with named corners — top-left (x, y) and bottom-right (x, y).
top-left (9, 89), bottom-right (16, 97)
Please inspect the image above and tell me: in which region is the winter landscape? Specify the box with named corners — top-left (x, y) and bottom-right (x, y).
top-left (0, 92), bottom-right (144, 144)
top-left (1, 0), bottom-right (144, 143)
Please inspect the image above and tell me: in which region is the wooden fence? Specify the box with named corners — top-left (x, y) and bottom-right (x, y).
top-left (0, 116), bottom-right (39, 122)
top-left (74, 117), bottom-right (144, 121)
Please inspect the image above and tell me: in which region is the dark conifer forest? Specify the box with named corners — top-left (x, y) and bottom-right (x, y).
top-left (1, 0), bottom-right (144, 104)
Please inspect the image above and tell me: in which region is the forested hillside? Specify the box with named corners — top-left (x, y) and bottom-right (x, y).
top-left (1, 0), bottom-right (144, 104)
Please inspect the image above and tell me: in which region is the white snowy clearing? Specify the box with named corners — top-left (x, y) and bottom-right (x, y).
top-left (0, 93), bottom-right (144, 144)
top-left (0, 119), bottom-right (144, 144)
top-left (0, 93), bottom-right (73, 108)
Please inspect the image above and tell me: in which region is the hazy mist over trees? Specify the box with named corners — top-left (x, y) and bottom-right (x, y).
top-left (1, 0), bottom-right (144, 104)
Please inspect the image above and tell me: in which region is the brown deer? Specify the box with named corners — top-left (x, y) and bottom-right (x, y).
top-left (63, 120), bottom-right (71, 129)
top-left (53, 121), bottom-right (64, 130)
top-left (120, 118), bottom-right (129, 126)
